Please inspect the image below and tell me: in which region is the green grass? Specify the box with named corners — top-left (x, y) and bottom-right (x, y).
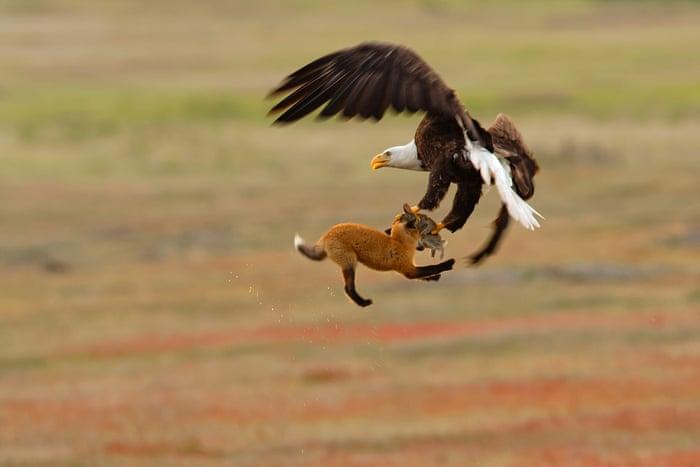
top-left (0, 88), bottom-right (261, 140)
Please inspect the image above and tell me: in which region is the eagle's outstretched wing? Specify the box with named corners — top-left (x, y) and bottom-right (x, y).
top-left (267, 41), bottom-right (492, 151)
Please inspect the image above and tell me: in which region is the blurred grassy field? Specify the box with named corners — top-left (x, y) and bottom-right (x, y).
top-left (1, 0), bottom-right (699, 466)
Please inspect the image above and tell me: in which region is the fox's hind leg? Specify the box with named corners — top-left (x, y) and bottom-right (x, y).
top-left (326, 243), bottom-right (372, 307)
top-left (342, 267), bottom-right (372, 307)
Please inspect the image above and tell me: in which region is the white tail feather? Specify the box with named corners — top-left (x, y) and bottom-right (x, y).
top-left (468, 143), bottom-right (543, 231)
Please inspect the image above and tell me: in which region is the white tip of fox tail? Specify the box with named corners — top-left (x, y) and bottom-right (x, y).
top-left (468, 143), bottom-right (543, 231)
top-left (294, 234), bottom-right (305, 249)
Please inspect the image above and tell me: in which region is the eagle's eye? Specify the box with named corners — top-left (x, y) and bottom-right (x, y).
top-left (386, 151), bottom-right (391, 156)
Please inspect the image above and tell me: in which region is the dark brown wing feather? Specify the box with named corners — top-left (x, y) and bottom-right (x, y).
top-left (488, 113), bottom-right (531, 159)
top-left (488, 113), bottom-right (539, 198)
top-left (267, 41), bottom-right (492, 150)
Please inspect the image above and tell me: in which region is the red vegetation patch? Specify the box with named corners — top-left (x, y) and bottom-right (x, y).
top-left (189, 373), bottom-right (700, 426)
top-left (594, 407), bottom-right (700, 432)
top-left (1, 398), bottom-right (127, 431)
top-left (302, 366), bottom-right (354, 384)
top-left (511, 406), bottom-right (700, 435)
top-left (520, 448), bottom-right (700, 467)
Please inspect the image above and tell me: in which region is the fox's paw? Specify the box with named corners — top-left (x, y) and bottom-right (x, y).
top-left (420, 274), bottom-right (441, 282)
top-left (358, 298), bottom-right (373, 307)
top-left (442, 258), bottom-right (456, 270)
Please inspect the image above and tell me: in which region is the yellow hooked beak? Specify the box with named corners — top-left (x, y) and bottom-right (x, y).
top-left (371, 153), bottom-right (390, 170)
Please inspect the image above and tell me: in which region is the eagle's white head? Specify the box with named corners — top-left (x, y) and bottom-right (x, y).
top-left (370, 140), bottom-right (424, 171)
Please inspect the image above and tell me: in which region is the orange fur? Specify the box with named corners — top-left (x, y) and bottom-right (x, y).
top-left (295, 204), bottom-right (455, 307)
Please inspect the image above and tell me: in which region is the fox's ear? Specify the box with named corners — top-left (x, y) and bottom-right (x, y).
top-left (402, 203), bottom-right (412, 214)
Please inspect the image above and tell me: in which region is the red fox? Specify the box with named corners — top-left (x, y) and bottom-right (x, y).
top-left (294, 204), bottom-right (455, 307)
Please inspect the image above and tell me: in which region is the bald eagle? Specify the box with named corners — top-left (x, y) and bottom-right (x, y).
top-left (267, 42), bottom-right (541, 263)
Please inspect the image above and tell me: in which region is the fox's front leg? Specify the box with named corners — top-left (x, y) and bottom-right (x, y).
top-left (403, 259), bottom-right (455, 280)
top-left (419, 274), bottom-right (441, 282)
top-left (342, 267), bottom-right (372, 307)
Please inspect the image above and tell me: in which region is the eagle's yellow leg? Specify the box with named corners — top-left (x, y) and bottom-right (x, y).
top-left (430, 223), bottom-right (445, 235)
top-left (410, 205), bottom-right (421, 214)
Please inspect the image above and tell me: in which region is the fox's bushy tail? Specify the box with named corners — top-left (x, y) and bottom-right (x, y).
top-left (294, 235), bottom-right (326, 261)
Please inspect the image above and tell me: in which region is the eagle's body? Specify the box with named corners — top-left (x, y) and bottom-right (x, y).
top-left (416, 114), bottom-right (465, 173)
top-left (407, 114), bottom-right (483, 233)
top-left (268, 41), bottom-right (541, 263)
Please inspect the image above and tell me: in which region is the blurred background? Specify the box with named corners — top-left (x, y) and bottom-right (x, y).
top-left (1, 0), bottom-right (699, 465)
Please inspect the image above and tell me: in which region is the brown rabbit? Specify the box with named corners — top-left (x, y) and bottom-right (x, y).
top-left (294, 204), bottom-right (455, 307)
